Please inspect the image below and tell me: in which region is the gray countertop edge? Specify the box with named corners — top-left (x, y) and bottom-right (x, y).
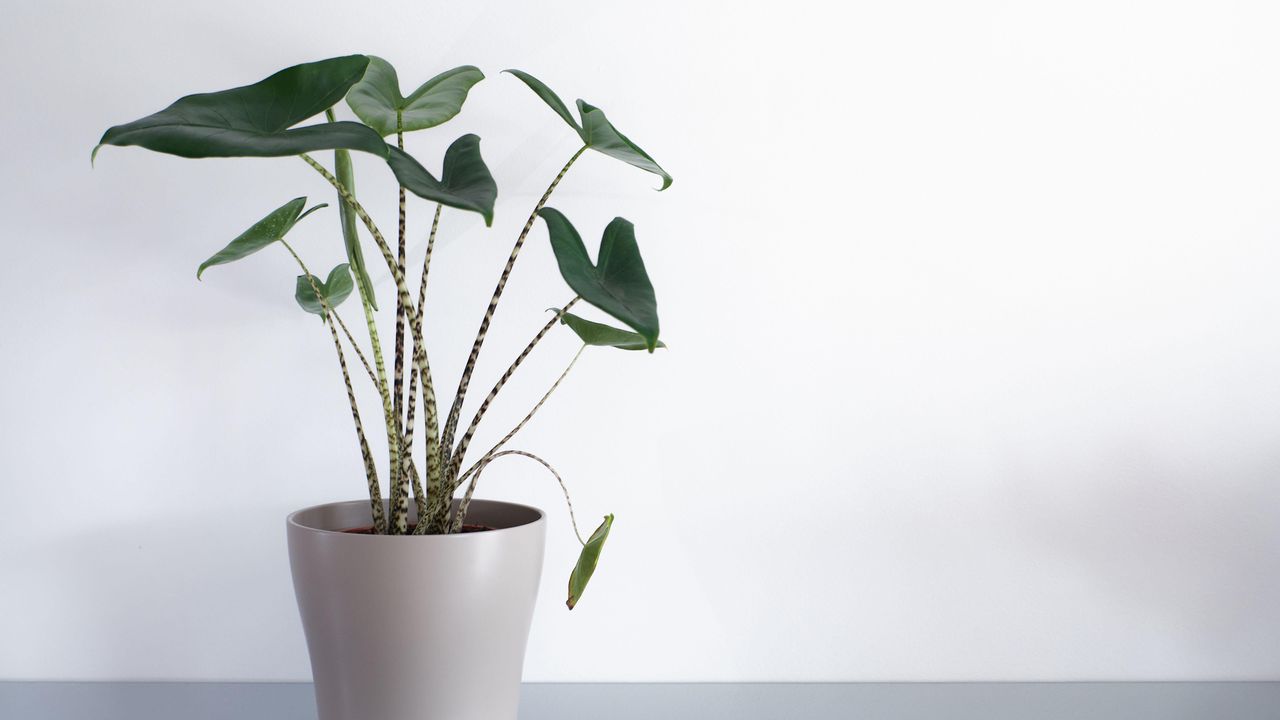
top-left (2, 680), bottom-right (1279, 720)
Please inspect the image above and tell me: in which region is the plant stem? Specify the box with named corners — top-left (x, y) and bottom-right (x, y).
top-left (280, 239), bottom-right (385, 533)
top-left (452, 449), bottom-right (583, 544)
top-left (389, 120), bottom-right (410, 533)
top-left (301, 153), bottom-right (444, 532)
top-left (451, 345), bottom-right (586, 533)
top-left (360, 294), bottom-right (403, 532)
top-left (331, 310), bottom-right (378, 388)
top-left (446, 298), bottom-right (579, 490)
top-left (323, 136), bottom-right (397, 533)
top-left (406, 204), bottom-right (441, 534)
top-left (440, 145), bottom-right (588, 472)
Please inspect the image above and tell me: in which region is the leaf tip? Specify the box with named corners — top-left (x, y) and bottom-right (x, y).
top-left (90, 144), bottom-right (102, 167)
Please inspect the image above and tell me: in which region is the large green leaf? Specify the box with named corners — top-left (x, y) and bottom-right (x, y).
top-left (295, 264), bottom-right (355, 315)
top-left (560, 312), bottom-right (665, 351)
top-left (95, 55), bottom-right (387, 162)
top-left (538, 208), bottom-right (660, 351)
top-left (197, 198), bottom-right (325, 279)
top-left (386, 135), bottom-right (497, 225)
top-left (567, 514), bottom-right (614, 610)
top-left (347, 58), bottom-right (484, 137)
top-left (503, 69), bottom-right (671, 190)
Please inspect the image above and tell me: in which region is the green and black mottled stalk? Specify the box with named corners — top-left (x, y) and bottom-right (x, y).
top-left (450, 346), bottom-right (585, 531)
top-left (439, 146), bottom-right (587, 472)
top-left (388, 121), bottom-right (410, 534)
top-left (445, 298), bottom-right (579, 497)
top-left (408, 204), bottom-right (442, 534)
top-left (281, 239), bottom-right (385, 533)
top-left (453, 449), bottom-right (583, 543)
top-left (326, 148), bottom-right (402, 533)
top-left (301, 153), bottom-right (444, 531)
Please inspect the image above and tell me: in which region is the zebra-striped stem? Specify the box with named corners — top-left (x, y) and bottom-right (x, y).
top-left (359, 280), bottom-right (405, 533)
top-left (390, 122), bottom-right (409, 530)
top-left (449, 345), bottom-right (585, 532)
top-left (407, 204), bottom-right (441, 534)
top-left (281, 239), bottom-right (386, 533)
top-left (300, 153), bottom-right (445, 532)
top-left (445, 298), bottom-right (579, 494)
top-left (452, 449), bottom-right (583, 544)
top-left (440, 145), bottom-right (588, 469)
top-left (331, 311), bottom-right (377, 388)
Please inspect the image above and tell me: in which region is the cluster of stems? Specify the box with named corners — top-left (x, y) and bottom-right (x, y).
top-left (288, 119), bottom-right (590, 536)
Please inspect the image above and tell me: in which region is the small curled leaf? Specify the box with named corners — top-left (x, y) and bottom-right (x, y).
top-left (567, 514), bottom-right (614, 610)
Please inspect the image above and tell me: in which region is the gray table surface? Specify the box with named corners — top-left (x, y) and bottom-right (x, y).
top-left (3, 682), bottom-right (1279, 719)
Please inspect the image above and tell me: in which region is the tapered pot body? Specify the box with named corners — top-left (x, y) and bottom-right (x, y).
top-left (287, 499), bottom-right (546, 720)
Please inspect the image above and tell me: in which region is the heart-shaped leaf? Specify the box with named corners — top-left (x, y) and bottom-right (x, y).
top-left (347, 58), bottom-right (485, 137)
top-left (560, 312), bottom-right (665, 351)
top-left (504, 70), bottom-right (671, 190)
top-left (539, 208), bottom-right (660, 351)
top-left (197, 198), bottom-right (326, 279)
top-left (386, 135), bottom-right (497, 225)
top-left (567, 514), bottom-right (614, 610)
top-left (295, 264), bottom-right (355, 316)
top-left (95, 55), bottom-right (387, 162)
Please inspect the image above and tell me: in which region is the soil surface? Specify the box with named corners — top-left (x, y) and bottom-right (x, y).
top-left (341, 524), bottom-right (493, 535)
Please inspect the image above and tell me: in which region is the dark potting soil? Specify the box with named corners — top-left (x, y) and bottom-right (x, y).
top-left (340, 524), bottom-right (493, 535)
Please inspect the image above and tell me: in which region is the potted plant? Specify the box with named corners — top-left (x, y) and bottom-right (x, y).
top-left (94, 54), bottom-right (670, 720)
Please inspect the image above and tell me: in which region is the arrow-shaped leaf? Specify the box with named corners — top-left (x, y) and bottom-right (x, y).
top-left (386, 134), bottom-right (497, 225)
top-left (560, 312), bottom-right (665, 351)
top-left (539, 208), bottom-right (660, 351)
top-left (95, 55), bottom-right (387, 162)
top-left (567, 514), bottom-right (614, 610)
top-left (197, 198), bottom-right (325, 279)
top-left (295, 264), bottom-right (355, 315)
top-left (504, 70), bottom-right (671, 190)
top-left (576, 100), bottom-right (671, 190)
top-left (347, 57), bottom-right (485, 137)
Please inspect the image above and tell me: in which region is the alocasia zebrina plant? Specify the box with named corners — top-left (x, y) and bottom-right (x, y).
top-left (94, 55), bottom-right (671, 608)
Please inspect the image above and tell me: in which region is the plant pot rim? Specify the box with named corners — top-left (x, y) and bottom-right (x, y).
top-left (287, 498), bottom-right (545, 539)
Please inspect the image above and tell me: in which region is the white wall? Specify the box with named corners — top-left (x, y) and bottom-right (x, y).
top-left (2, 0), bottom-right (1280, 682)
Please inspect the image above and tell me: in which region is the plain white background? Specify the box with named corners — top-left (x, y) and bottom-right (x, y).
top-left (2, 0), bottom-right (1280, 682)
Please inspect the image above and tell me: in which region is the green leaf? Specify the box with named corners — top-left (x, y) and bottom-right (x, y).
top-left (567, 514), bottom-right (613, 610)
top-left (503, 70), bottom-right (671, 190)
top-left (503, 69), bottom-right (582, 133)
top-left (347, 57), bottom-right (485, 137)
top-left (197, 198), bottom-right (324, 279)
top-left (386, 135), bottom-right (497, 225)
top-left (95, 55), bottom-right (388, 162)
top-left (539, 208), bottom-right (661, 351)
top-left (295, 264), bottom-right (355, 316)
top-left (560, 312), bottom-right (665, 351)
top-left (577, 100), bottom-right (672, 191)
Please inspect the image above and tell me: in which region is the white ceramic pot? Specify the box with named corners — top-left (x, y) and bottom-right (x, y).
top-left (287, 499), bottom-right (547, 720)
